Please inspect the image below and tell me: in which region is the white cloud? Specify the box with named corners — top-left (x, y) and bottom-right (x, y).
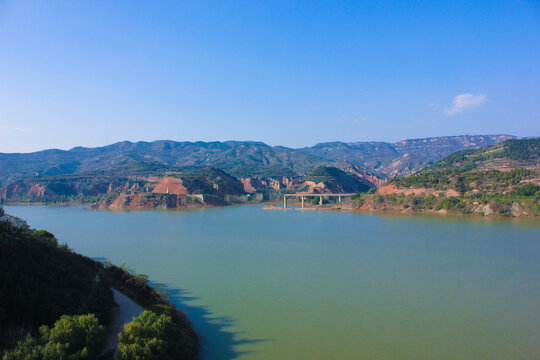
top-left (428, 102), bottom-right (441, 110)
top-left (0, 125), bottom-right (33, 135)
top-left (338, 115), bottom-right (367, 124)
top-left (444, 93), bottom-right (488, 116)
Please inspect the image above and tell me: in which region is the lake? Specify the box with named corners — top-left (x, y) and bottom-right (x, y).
top-left (4, 205), bottom-right (540, 359)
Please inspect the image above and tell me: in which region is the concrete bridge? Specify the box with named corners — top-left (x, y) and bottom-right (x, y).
top-left (283, 193), bottom-right (355, 209)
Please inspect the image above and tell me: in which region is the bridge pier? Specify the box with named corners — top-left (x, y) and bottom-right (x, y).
top-left (283, 193), bottom-right (353, 210)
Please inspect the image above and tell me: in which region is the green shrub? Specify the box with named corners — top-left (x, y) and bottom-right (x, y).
top-left (3, 314), bottom-right (105, 360)
top-left (118, 310), bottom-right (191, 360)
top-left (513, 183), bottom-right (539, 197)
top-left (435, 197), bottom-right (461, 211)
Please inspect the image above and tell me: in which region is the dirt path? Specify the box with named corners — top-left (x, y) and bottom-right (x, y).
top-left (104, 289), bottom-right (144, 355)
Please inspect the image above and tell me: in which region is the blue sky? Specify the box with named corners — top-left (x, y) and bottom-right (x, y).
top-left (0, 0), bottom-right (539, 152)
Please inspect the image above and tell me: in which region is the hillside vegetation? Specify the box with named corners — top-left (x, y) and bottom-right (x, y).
top-left (427, 138), bottom-right (540, 172)
top-left (0, 141), bottom-right (335, 185)
top-left (0, 208), bottom-right (199, 359)
top-left (0, 210), bottom-right (115, 349)
top-left (354, 138), bottom-right (540, 217)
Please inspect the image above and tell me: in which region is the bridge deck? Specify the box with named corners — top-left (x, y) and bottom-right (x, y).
top-left (284, 193), bottom-right (355, 197)
top-left (283, 193), bottom-right (356, 208)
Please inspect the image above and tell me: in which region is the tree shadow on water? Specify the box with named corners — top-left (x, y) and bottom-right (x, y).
top-left (150, 282), bottom-right (269, 360)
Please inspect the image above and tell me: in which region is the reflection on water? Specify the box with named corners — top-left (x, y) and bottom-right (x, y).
top-left (5, 205), bottom-right (540, 359)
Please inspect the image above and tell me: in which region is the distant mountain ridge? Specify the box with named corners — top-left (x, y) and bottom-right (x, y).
top-left (0, 135), bottom-right (516, 186)
top-left (299, 135), bottom-right (516, 177)
top-left (0, 140), bottom-right (337, 185)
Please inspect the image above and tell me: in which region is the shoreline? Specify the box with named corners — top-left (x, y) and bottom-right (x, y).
top-left (262, 202), bottom-right (540, 220)
top-left (4, 199), bottom-right (539, 220)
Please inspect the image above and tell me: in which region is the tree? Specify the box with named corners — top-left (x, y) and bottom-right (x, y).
top-left (118, 310), bottom-right (189, 360)
top-left (3, 314), bottom-right (106, 360)
top-left (455, 175), bottom-right (467, 195)
top-left (2, 335), bottom-right (42, 360)
top-left (41, 313), bottom-right (105, 359)
top-left (514, 183), bottom-right (539, 197)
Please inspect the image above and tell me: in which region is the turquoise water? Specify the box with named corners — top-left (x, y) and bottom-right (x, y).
top-left (5, 205), bottom-right (540, 359)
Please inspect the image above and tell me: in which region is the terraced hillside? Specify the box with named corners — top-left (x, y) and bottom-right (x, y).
top-left (427, 138), bottom-right (540, 172)
top-left (355, 138), bottom-right (540, 217)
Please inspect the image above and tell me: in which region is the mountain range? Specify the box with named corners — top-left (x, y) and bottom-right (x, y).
top-left (0, 135), bottom-right (515, 186)
top-left (299, 135), bottom-right (516, 177)
top-left (1, 135), bottom-right (538, 212)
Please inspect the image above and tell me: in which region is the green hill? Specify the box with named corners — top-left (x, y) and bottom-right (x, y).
top-left (0, 141), bottom-right (336, 185)
top-left (387, 138), bottom-right (540, 198)
top-left (353, 139), bottom-right (540, 217)
top-left (427, 138), bottom-right (540, 172)
top-left (0, 165), bottom-right (248, 205)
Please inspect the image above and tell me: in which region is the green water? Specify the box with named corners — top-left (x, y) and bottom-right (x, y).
top-left (5, 205), bottom-right (540, 359)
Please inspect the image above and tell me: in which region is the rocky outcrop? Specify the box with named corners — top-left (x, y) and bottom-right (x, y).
top-left (241, 178), bottom-right (265, 193)
top-left (0, 167), bottom-right (246, 207)
top-left (2, 183), bottom-right (30, 200)
top-left (342, 164), bottom-right (385, 187)
top-left (1, 182), bottom-right (65, 200)
top-left (298, 180), bottom-right (329, 194)
top-left (95, 193), bottom-right (206, 210)
top-left (240, 176), bottom-right (303, 193)
top-left (151, 177), bottom-right (188, 195)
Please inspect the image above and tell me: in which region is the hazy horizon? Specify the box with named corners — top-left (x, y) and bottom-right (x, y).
top-left (1, 1), bottom-right (539, 152)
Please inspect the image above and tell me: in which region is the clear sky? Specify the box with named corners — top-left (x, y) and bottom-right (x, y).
top-left (0, 0), bottom-right (539, 153)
